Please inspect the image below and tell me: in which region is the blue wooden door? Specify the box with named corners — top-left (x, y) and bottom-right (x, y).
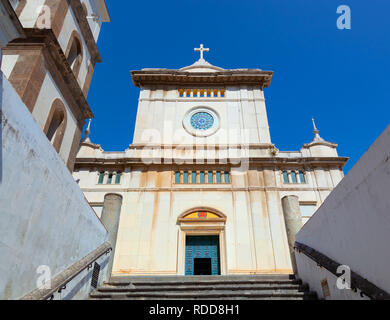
top-left (185, 236), bottom-right (220, 276)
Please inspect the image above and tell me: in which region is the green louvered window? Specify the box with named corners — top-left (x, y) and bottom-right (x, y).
top-left (191, 171), bottom-right (197, 184)
top-left (208, 171), bottom-right (213, 184)
top-left (115, 172), bottom-right (121, 184)
top-left (175, 171), bottom-right (180, 184)
top-left (183, 172), bottom-right (189, 184)
top-left (283, 171), bottom-right (289, 184)
top-left (216, 171), bottom-right (222, 184)
top-left (291, 171), bottom-right (297, 184)
top-left (200, 171), bottom-right (205, 184)
top-left (98, 172), bottom-right (104, 184)
top-left (224, 172), bottom-right (230, 184)
top-left (299, 171), bottom-right (306, 184)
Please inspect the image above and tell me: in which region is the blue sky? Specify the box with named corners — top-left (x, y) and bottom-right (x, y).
top-left (87, 0), bottom-right (390, 173)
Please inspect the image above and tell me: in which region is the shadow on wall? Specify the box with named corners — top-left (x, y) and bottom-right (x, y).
top-left (1, 68), bottom-right (3, 183)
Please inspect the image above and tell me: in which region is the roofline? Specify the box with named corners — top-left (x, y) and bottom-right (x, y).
top-left (95, 0), bottom-right (111, 22)
top-left (130, 69), bottom-right (274, 88)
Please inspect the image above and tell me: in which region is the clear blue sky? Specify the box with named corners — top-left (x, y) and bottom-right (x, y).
top-left (87, 0), bottom-right (390, 173)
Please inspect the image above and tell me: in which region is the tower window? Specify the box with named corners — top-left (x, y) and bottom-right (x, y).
top-left (216, 171), bottom-right (222, 184)
top-left (291, 171), bottom-right (298, 184)
top-left (46, 109), bottom-right (65, 144)
top-left (191, 171), bottom-right (197, 184)
top-left (98, 172), bottom-right (104, 184)
top-left (183, 172), bottom-right (189, 184)
top-left (115, 172), bottom-right (121, 184)
top-left (173, 170), bottom-right (230, 185)
top-left (44, 99), bottom-right (67, 153)
top-left (208, 171), bottom-right (213, 184)
top-left (283, 171), bottom-right (289, 184)
top-left (200, 171), bottom-right (205, 184)
top-left (299, 171), bottom-right (306, 184)
top-left (178, 88), bottom-right (226, 98)
top-left (65, 32), bottom-right (83, 78)
top-left (175, 171), bottom-right (180, 184)
top-left (224, 172), bottom-right (230, 184)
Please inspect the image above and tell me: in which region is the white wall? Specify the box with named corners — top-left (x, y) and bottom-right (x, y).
top-left (296, 124), bottom-right (390, 299)
top-left (133, 86), bottom-right (271, 146)
top-left (0, 74), bottom-right (108, 299)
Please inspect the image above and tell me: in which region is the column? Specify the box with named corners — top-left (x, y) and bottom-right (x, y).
top-left (100, 193), bottom-right (123, 278)
top-left (103, 171), bottom-right (109, 184)
top-left (281, 196), bottom-right (303, 275)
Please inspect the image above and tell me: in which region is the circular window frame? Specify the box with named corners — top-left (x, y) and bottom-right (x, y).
top-left (183, 107), bottom-right (220, 137)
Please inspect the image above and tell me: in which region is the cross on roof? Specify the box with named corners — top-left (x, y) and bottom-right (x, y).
top-left (194, 44), bottom-right (209, 60)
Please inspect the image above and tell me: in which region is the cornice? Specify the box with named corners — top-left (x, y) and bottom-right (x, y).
top-left (138, 98), bottom-right (266, 103)
top-left (74, 156), bottom-right (349, 167)
top-left (80, 186), bottom-right (336, 193)
top-left (302, 141), bottom-right (338, 148)
top-left (131, 70), bottom-right (274, 88)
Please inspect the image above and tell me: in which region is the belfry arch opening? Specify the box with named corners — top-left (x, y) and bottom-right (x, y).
top-left (65, 32), bottom-right (83, 77)
top-left (44, 99), bottom-right (67, 153)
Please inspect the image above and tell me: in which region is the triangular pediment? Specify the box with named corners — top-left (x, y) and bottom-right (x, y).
top-left (179, 59), bottom-right (225, 73)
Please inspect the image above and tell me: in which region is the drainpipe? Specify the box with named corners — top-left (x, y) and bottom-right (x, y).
top-left (281, 195), bottom-right (303, 275)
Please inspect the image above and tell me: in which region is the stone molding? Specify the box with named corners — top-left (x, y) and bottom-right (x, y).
top-left (138, 98), bottom-right (267, 103)
top-left (131, 69), bottom-right (274, 88)
top-left (74, 156), bottom-right (349, 167)
top-left (81, 186), bottom-right (336, 193)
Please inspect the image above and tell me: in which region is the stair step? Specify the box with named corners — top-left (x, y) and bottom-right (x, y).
top-left (98, 284), bottom-right (306, 293)
top-left (90, 290), bottom-right (317, 300)
top-left (105, 279), bottom-right (301, 287)
top-left (108, 274), bottom-right (295, 284)
top-left (90, 275), bottom-right (317, 300)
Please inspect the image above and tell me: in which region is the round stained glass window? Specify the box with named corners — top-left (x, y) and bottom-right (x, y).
top-left (190, 112), bottom-right (214, 130)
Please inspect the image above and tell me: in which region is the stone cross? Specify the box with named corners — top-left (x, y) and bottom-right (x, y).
top-left (194, 44), bottom-right (209, 60)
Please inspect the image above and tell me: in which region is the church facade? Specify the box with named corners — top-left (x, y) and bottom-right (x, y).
top-left (74, 46), bottom-right (348, 276)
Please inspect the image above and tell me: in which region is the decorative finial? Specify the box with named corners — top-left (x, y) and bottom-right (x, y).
top-left (194, 44), bottom-right (209, 61)
top-left (311, 118), bottom-right (324, 142)
top-left (312, 118), bottom-right (319, 133)
top-left (83, 119), bottom-right (92, 143)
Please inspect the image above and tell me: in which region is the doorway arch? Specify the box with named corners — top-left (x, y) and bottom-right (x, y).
top-left (177, 207), bottom-right (227, 276)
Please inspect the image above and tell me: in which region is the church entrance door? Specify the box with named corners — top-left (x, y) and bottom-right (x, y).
top-left (185, 235), bottom-right (220, 276)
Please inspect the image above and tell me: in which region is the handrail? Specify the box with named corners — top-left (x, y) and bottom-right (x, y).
top-left (295, 242), bottom-right (390, 300)
top-left (21, 241), bottom-right (112, 300)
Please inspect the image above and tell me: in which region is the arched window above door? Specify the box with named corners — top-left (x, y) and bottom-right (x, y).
top-left (178, 208), bottom-right (227, 224)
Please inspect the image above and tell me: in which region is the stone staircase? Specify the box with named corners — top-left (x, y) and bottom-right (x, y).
top-left (90, 274), bottom-right (317, 300)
